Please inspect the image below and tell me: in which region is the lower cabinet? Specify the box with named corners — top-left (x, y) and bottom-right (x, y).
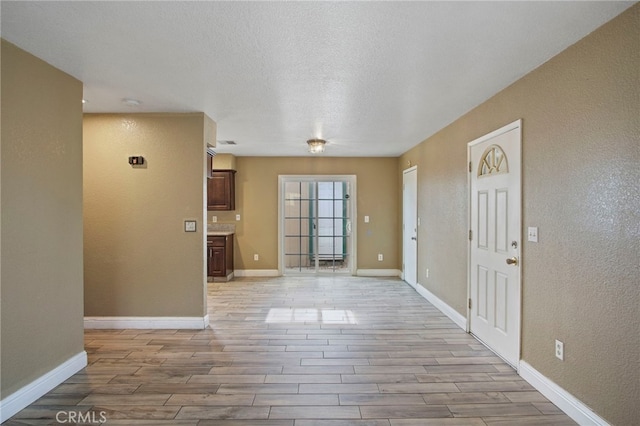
top-left (207, 234), bottom-right (234, 281)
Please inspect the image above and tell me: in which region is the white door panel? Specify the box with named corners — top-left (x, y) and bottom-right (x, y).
top-left (403, 167), bottom-right (418, 287)
top-left (469, 121), bottom-right (521, 367)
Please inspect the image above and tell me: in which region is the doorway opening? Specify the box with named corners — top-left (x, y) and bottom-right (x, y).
top-left (279, 175), bottom-right (356, 275)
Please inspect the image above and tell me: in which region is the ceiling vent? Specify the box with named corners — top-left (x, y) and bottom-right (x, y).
top-left (217, 140), bottom-right (236, 145)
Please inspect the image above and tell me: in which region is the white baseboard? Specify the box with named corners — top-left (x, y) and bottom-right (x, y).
top-left (413, 282), bottom-right (467, 330)
top-left (356, 269), bottom-right (402, 277)
top-left (234, 269), bottom-right (280, 277)
top-left (519, 361), bottom-right (609, 426)
top-left (405, 282), bottom-right (608, 425)
top-left (0, 351), bottom-right (87, 423)
top-left (84, 315), bottom-right (209, 329)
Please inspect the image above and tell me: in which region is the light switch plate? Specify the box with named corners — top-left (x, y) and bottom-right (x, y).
top-left (235, 214), bottom-right (241, 221)
top-left (184, 220), bottom-right (197, 232)
top-left (528, 227), bottom-right (538, 242)
top-left (364, 215), bottom-right (370, 223)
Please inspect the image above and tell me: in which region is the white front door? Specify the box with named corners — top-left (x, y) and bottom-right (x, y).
top-left (403, 167), bottom-right (418, 288)
top-left (469, 120), bottom-right (521, 367)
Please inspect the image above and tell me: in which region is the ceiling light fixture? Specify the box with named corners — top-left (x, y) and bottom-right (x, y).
top-left (307, 138), bottom-right (326, 154)
top-left (122, 98), bottom-right (142, 107)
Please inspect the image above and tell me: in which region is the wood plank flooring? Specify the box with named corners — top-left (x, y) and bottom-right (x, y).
top-left (6, 276), bottom-right (575, 425)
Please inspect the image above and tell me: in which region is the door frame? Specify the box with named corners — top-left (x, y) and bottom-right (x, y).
top-left (278, 175), bottom-right (357, 276)
top-left (402, 166), bottom-right (418, 288)
top-left (466, 119), bottom-right (522, 367)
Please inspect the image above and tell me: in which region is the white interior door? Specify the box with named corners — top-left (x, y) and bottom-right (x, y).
top-left (469, 120), bottom-right (521, 367)
top-left (403, 167), bottom-right (418, 287)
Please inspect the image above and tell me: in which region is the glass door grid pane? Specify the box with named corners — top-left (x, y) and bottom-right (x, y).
top-left (284, 180), bottom-right (350, 273)
top-left (284, 181), bottom-right (315, 271)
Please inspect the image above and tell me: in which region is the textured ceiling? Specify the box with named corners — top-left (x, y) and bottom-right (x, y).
top-left (1, 1), bottom-right (632, 157)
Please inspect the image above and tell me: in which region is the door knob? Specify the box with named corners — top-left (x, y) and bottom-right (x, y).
top-left (506, 257), bottom-right (519, 266)
top-left (411, 236), bottom-right (417, 241)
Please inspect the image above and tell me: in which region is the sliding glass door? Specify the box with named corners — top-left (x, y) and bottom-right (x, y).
top-left (280, 176), bottom-right (355, 274)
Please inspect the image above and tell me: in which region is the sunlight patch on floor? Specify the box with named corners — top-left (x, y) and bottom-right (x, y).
top-left (265, 308), bottom-right (357, 324)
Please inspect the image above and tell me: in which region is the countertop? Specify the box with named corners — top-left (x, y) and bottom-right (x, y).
top-left (207, 223), bottom-right (235, 236)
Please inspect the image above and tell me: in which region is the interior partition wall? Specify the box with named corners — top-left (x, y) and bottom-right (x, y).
top-left (279, 175), bottom-right (356, 275)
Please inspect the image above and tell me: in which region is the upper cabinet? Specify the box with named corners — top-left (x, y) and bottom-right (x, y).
top-left (207, 170), bottom-right (236, 210)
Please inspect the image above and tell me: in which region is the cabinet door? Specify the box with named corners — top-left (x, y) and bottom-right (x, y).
top-left (225, 235), bottom-right (234, 275)
top-left (207, 170), bottom-right (236, 210)
top-left (208, 247), bottom-right (225, 276)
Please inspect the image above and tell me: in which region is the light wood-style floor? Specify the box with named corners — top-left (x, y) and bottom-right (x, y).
top-left (7, 276), bottom-right (575, 425)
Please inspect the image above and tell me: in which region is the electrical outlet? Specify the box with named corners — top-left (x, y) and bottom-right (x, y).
top-left (211, 216), bottom-right (217, 223)
top-left (426, 268), bottom-right (429, 278)
top-left (377, 253), bottom-right (383, 261)
top-left (235, 214), bottom-right (241, 221)
top-left (555, 339), bottom-right (564, 361)
top-left (254, 254), bottom-right (259, 261)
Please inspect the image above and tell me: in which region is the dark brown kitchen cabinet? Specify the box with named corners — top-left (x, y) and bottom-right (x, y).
top-left (207, 170), bottom-right (236, 210)
top-left (207, 234), bottom-right (234, 281)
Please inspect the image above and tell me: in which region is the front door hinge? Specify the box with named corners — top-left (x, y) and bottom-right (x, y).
top-left (468, 161), bottom-right (472, 172)
top-left (468, 298), bottom-right (472, 309)
top-left (469, 230), bottom-right (473, 241)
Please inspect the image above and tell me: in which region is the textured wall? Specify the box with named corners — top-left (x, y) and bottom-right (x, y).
top-left (83, 113), bottom-right (209, 317)
top-left (207, 157), bottom-right (399, 271)
top-left (1, 40), bottom-right (85, 397)
top-left (400, 6), bottom-right (639, 424)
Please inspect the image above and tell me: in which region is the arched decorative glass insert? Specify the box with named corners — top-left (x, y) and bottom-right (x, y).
top-left (478, 144), bottom-right (509, 177)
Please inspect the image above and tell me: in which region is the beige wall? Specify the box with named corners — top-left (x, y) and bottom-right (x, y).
top-left (400, 6), bottom-right (639, 425)
top-left (207, 157), bottom-right (400, 271)
top-left (1, 40), bottom-right (85, 397)
top-left (212, 153), bottom-right (237, 170)
top-left (83, 113), bottom-right (210, 317)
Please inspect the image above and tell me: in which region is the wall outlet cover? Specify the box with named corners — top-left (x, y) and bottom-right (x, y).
top-left (555, 339), bottom-right (564, 361)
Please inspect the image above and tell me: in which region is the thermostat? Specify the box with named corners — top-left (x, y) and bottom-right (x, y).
top-left (184, 220), bottom-right (197, 232)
